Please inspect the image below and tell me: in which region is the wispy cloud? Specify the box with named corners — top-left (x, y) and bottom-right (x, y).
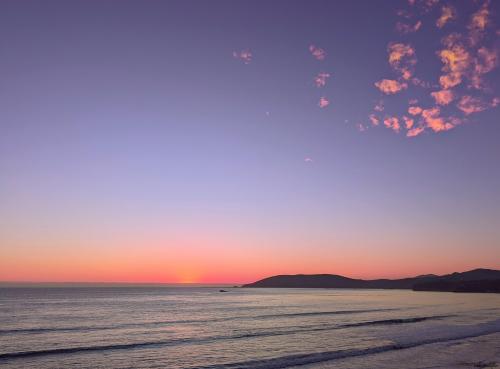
top-left (407, 126), bottom-right (425, 137)
top-left (456, 95), bottom-right (489, 115)
top-left (374, 100), bottom-right (385, 112)
top-left (468, 1), bottom-right (490, 45)
top-left (369, 114), bottom-right (380, 126)
top-left (411, 77), bottom-right (434, 88)
top-left (314, 72), bottom-right (331, 87)
top-left (471, 47), bottom-right (498, 90)
top-left (309, 45), bottom-right (326, 61)
top-left (436, 5), bottom-right (457, 28)
top-left (318, 96), bottom-right (330, 108)
top-left (356, 123), bottom-right (367, 132)
top-left (375, 79), bottom-right (408, 94)
top-left (431, 89), bottom-right (454, 105)
top-left (232, 49), bottom-right (252, 64)
top-left (396, 9), bottom-right (413, 19)
top-left (396, 21), bottom-right (422, 34)
top-left (420, 0), bottom-right (439, 13)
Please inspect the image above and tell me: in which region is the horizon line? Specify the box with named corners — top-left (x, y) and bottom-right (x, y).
top-left (1, 267), bottom-right (496, 286)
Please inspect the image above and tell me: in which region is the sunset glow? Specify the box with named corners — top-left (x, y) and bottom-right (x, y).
top-left (1, 0), bottom-right (499, 284)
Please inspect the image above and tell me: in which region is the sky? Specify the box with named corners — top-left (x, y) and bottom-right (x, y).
top-left (0, 0), bottom-right (499, 283)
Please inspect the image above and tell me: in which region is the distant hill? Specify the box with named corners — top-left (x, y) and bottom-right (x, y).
top-left (242, 269), bottom-right (500, 293)
top-left (412, 279), bottom-right (500, 293)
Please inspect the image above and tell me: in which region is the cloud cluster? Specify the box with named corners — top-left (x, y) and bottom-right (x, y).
top-left (421, 107), bottom-right (456, 132)
top-left (367, 0), bottom-right (498, 138)
top-left (232, 2), bottom-right (498, 140)
top-left (374, 43), bottom-right (418, 95)
top-left (438, 34), bottom-right (471, 89)
top-left (388, 43), bottom-right (417, 80)
top-left (309, 46), bottom-right (332, 108)
top-left (456, 95), bottom-right (499, 115)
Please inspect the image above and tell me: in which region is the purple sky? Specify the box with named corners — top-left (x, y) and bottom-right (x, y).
top-left (0, 0), bottom-right (499, 282)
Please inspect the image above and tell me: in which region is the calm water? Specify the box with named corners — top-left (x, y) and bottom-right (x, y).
top-left (0, 287), bottom-right (499, 369)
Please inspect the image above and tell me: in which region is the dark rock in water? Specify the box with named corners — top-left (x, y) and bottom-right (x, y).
top-left (219, 289), bottom-right (228, 292)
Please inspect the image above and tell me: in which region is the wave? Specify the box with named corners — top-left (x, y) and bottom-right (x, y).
top-left (0, 314), bottom-right (454, 361)
top-left (0, 308), bottom-right (398, 335)
top-left (195, 320), bottom-right (500, 369)
top-left (339, 315), bottom-right (450, 328)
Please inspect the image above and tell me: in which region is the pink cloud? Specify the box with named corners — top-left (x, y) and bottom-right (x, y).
top-left (407, 126), bottom-right (425, 137)
top-left (309, 45), bottom-right (326, 61)
top-left (403, 116), bottom-right (414, 129)
top-left (232, 49), bottom-right (252, 64)
top-left (436, 5), bottom-right (456, 28)
top-left (431, 89), bottom-right (454, 105)
top-left (408, 106), bottom-right (423, 115)
top-left (456, 95), bottom-right (489, 115)
top-left (314, 72), bottom-right (331, 87)
top-left (421, 107), bottom-right (456, 132)
top-left (388, 43), bottom-right (417, 80)
top-left (384, 116), bottom-right (401, 133)
top-left (318, 97), bottom-right (330, 108)
top-left (468, 1), bottom-right (490, 45)
top-left (437, 34), bottom-right (471, 89)
top-left (475, 47), bottom-right (498, 74)
top-left (471, 47), bottom-right (498, 90)
top-left (375, 79), bottom-right (408, 94)
top-left (304, 157), bottom-right (314, 163)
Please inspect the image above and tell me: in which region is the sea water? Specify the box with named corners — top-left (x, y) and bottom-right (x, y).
top-left (0, 287), bottom-right (498, 369)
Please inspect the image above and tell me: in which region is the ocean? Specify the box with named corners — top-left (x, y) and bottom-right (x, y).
top-left (0, 287), bottom-right (499, 369)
